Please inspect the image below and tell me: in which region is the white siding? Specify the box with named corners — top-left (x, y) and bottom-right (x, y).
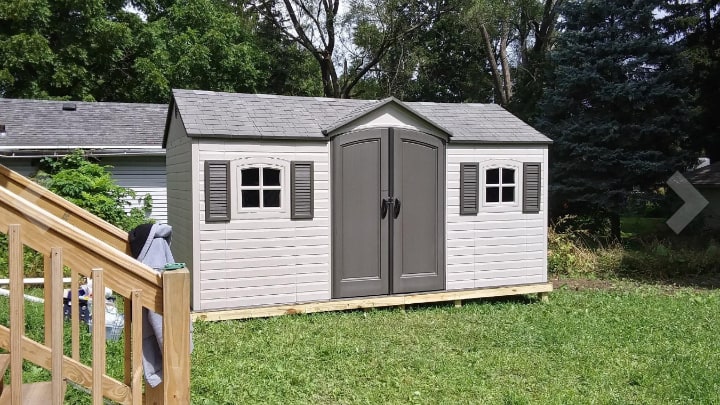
top-left (197, 140), bottom-right (331, 311)
top-left (446, 144), bottom-right (549, 290)
top-left (103, 156), bottom-right (167, 223)
top-left (0, 156), bottom-right (168, 223)
top-left (0, 158), bottom-right (36, 177)
top-left (165, 112), bottom-right (199, 309)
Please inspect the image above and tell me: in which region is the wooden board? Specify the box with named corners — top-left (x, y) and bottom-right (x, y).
top-left (0, 381), bottom-right (65, 405)
top-left (192, 282), bottom-right (553, 322)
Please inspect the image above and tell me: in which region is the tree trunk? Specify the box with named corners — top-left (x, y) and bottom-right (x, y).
top-left (499, 24), bottom-right (513, 103)
top-left (480, 24), bottom-right (508, 106)
top-left (319, 54), bottom-right (340, 98)
top-left (609, 212), bottom-right (621, 242)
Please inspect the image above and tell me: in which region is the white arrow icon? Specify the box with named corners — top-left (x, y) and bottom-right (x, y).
top-left (666, 171), bottom-right (708, 234)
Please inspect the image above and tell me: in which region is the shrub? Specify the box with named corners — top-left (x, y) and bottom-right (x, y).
top-left (35, 150), bottom-right (153, 231)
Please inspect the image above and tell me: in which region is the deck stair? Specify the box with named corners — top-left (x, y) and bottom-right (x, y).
top-left (0, 164), bottom-right (190, 404)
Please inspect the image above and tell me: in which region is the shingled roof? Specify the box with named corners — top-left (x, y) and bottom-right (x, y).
top-left (167, 89), bottom-right (551, 144)
top-left (0, 98), bottom-right (167, 151)
top-left (686, 162), bottom-right (720, 187)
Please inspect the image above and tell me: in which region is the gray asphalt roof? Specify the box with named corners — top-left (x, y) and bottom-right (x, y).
top-left (170, 89), bottom-right (551, 144)
top-left (686, 162), bottom-right (720, 187)
top-left (0, 98), bottom-right (167, 149)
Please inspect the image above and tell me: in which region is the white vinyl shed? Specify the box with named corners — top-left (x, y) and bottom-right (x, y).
top-left (163, 89), bottom-right (553, 315)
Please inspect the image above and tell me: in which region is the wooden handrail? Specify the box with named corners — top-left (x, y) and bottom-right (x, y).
top-left (0, 164), bottom-right (129, 253)
top-left (0, 186), bottom-right (163, 312)
top-left (1, 172), bottom-right (190, 404)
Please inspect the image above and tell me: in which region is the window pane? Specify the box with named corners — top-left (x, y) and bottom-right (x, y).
top-left (486, 187), bottom-right (499, 203)
top-left (502, 186), bottom-right (515, 202)
top-left (263, 168), bottom-right (281, 186)
top-left (241, 190), bottom-right (260, 207)
top-left (486, 168), bottom-right (499, 184)
top-left (241, 168), bottom-right (259, 186)
top-left (264, 190), bottom-right (281, 207)
top-left (502, 168), bottom-right (515, 184)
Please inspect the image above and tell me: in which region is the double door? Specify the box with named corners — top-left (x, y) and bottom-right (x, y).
top-left (332, 128), bottom-right (445, 298)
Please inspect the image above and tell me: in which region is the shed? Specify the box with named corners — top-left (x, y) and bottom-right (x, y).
top-left (0, 98), bottom-right (168, 222)
top-left (686, 162), bottom-right (720, 230)
top-left (163, 89), bottom-right (553, 315)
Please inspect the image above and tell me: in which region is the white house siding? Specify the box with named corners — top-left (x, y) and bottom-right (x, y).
top-left (0, 158), bottom-right (36, 177)
top-left (197, 140), bottom-right (331, 311)
top-left (103, 156), bottom-right (167, 223)
top-left (165, 114), bottom-right (199, 309)
top-left (446, 144), bottom-right (549, 290)
top-left (0, 155), bottom-right (168, 223)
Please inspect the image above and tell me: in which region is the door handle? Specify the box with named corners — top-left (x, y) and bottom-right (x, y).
top-left (393, 198), bottom-right (401, 218)
top-left (381, 198), bottom-right (391, 219)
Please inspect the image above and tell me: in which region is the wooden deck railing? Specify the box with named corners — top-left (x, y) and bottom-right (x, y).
top-left (0, 167), bottom-right (190, 404)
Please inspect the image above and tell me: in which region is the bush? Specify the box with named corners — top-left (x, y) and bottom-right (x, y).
top-left (1, 150), bottom-right (153, 278)
top-left (549, 215), bottom-right (720, 282)
top-left (35, 150), bottom-right (153, 231)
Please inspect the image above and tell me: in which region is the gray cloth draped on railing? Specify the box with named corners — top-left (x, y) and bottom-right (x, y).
top-left (129, 223), bottom-right (193, 388)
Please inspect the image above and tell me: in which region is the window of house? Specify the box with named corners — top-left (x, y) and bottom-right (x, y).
top-left (240, 167), bottom-right (282, 208)
top-left (485, 167), bottom-right (515, 203)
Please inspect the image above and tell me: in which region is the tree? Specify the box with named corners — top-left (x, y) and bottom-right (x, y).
top-left (36, 150), bottom-right (153, 231)
top-left (660, 0), bottom-right (720, 162)
top-left (352, 0), bottom-right (494, 102)
top-left (536, 0), bottom-right (696, 239)
top-left (0, 0), bottom-right (141, 100)
top-left (252, 0), bottom-right (450, 98)
top-left (464, 0), bottom-right (563, 109)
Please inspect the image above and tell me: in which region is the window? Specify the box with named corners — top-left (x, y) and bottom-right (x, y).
top-left (239, 167), bottom-right (282, 208)
top-left (485, 167), bottom-right (515, 203)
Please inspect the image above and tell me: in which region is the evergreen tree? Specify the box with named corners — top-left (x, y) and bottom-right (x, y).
top-left (536, 0), bottom-right (696, 238)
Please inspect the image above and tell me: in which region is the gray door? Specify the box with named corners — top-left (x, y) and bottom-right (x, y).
top-left (392, 129), bottom-right (446, 294)
top-left (332, 128), bottom-right (445, 298)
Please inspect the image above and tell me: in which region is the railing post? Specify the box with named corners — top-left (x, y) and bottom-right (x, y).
top-left (161, 268), bottom-right (191, 404)
top-left (9, 224), bottom-right (24, 405)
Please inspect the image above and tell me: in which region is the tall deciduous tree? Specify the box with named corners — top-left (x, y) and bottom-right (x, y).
top-left (465, 0), bottom-right (562, 109)
top-left (536, 0), bottom-right (695, 239)
top-left (252, 0), bottom-right (449, 98)
top-left (660, 0), bottom-right (720, 162)
top-left (0, 0), bottom-right (141, 100)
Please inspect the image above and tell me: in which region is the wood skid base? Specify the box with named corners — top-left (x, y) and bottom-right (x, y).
top-left (192, 282), bottom-right (553, 322)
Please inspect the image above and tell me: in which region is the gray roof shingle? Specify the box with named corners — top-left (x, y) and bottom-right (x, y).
top-left (0, 98), bottom-right (167, 149)
top-left (169, 89), bottom-right (551, 144)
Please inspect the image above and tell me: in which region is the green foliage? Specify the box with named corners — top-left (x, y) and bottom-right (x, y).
top-left (536, 0), bottom-right (696, 224)
top-left (4, 284), bottom-right (720, 403)
top-left (549, 216), bottom-right (720, 280)
top-left (35, 150), bottom-right (153, 231)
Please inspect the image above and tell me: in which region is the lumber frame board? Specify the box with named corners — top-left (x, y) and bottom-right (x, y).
top-left (193, 282), bottom-right (553, 322)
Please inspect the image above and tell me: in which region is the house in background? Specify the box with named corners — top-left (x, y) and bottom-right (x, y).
top-left (686, 161), bottom-right (720, 230)
top-left (0, 98), bottom-right (169, 223)
top-left (164, 89), bottom-right (553, 314)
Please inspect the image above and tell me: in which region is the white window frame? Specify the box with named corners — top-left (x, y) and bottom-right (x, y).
top-left (231, 158), bottom-right (290, 218)
top-left (481, 161), bottom-right (520, 209)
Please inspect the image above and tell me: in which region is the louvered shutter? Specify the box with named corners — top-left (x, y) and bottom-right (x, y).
top-left (460, 162), bottom-right (479, 215)
top-left (523, 162), bottom-right (541, 213)
top-left (291, 161), bottom-right (314, 219)
top-left (204, 161), bottom-right (230, 222)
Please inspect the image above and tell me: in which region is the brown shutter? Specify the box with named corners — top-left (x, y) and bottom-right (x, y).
top-left (523, 162), bottom-right (541, 213)
top-left (204, 161), bottom-right (231, 222)
top-left (291, 161), bottom-right (314, 219)
top-left (460, 162), bottom-right (479, 215)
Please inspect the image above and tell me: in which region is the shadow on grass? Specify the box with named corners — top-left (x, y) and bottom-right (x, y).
top-left (615, 229), bottom-right (720, 289)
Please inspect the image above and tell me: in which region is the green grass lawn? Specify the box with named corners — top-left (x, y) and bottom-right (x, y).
top-left (2, 284), bottom-right (720, 404)
top-left (191, 284), bottom-right (720, 404)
